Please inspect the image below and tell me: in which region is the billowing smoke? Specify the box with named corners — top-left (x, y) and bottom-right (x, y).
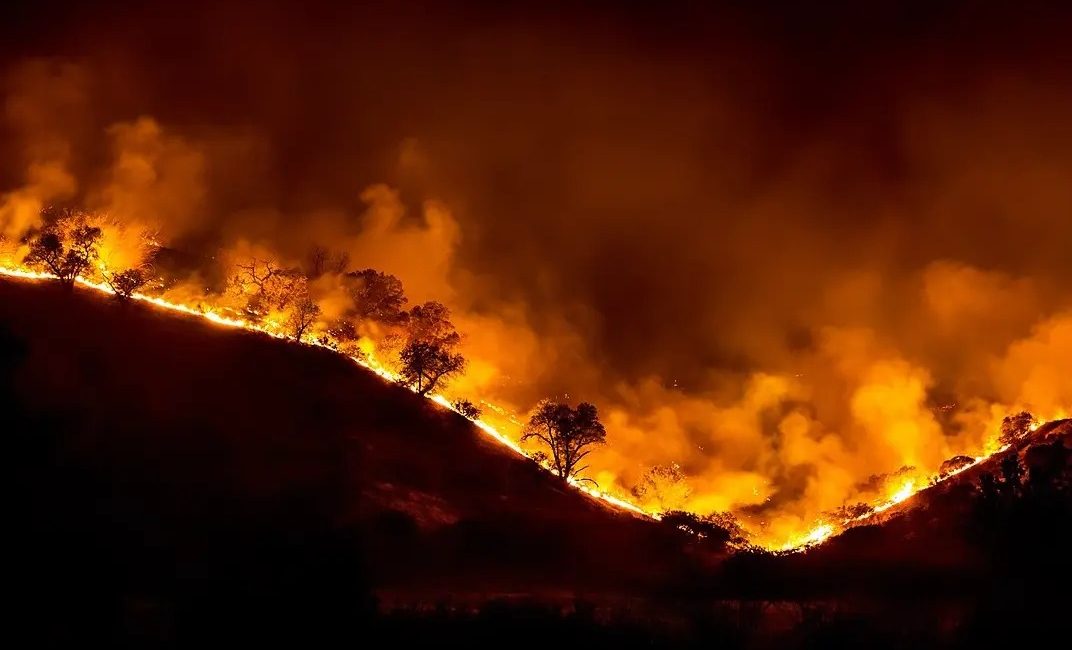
top-left (2, 1), bottom-right (1072, 545)
top-left (0, 61), bottom-right (83, 242)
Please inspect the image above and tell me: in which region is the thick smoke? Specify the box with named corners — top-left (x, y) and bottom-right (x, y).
top-left (3, 1), bottom-right (1072, 544)
top-left (0, 61), bottom-right (83, 242)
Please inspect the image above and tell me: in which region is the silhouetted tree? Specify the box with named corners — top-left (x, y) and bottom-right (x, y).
top-left (24, 223), bottom-right (103, 286)
top-left (631, 463), bottom-right (692, 511)
top-left (286, 293), bottom-right (321, 342)
top-left (105, 268), bottom-right (148, 300)
top-left (346, 269), bottom-right (407, 324)
top-left (521, 401), bottom-right (606, 482)
top-left (406, 301), bottom-right (460, 348)
top-left (305, 245), bottom-right (350, 278)
top-left (399, 340), bottom-right (464, 395)
top-left (452, 399), bottom-right (482, 419)
top-left (231, 258), bottom-right (306, 321)
top-left (1000, 411), bottom-right (1037, 446)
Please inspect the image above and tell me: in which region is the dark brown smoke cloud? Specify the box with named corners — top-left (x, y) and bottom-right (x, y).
top-left (3, 0), bottom-right (1072, 543)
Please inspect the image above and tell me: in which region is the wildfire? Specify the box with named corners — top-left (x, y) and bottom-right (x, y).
top-left (873, 478), bottom-right (917, 514)
top-left (782, 523), bottom-right (835, 550)
top-left (0, 263), bottom-right (652, 520)
top-left (0, 261), bottom-right (1063, 552)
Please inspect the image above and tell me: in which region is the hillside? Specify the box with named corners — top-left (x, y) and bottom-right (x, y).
top-left (707, 418), bottom-right (1072, 612)
top-left (5, 276), bottom-right (1071, 646)
top-left (1, 278), bottom-right (697, 644)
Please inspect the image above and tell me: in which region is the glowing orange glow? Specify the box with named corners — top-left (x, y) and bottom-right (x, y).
top-left (1, 261), bottom-right (1067, 552)
top-left (0, 263), bottom-right (654, 521)
top-left (781, 523), bottom-right (835, 551)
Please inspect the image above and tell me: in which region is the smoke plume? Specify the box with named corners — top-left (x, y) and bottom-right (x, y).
top-left (3, 1), bottom-right (1072, 544)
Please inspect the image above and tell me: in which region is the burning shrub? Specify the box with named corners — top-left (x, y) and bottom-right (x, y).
top-left (631, 463), bottom-right (692, 511)
top-left (829, 502), bottom-right (873, 521)
top-left (304, 244), bottom-right (350, 278)
top-left (106, 268), bottom-right (148, 300)
top-left (939, 455), bottom-right (976, 477)
top-left (660, 510), bottom-right (744, 546)
top-left (452, 399), bottom-right (482, 419)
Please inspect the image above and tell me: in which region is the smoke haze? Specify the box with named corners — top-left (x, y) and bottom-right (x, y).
top-left (3, 0), bottom-right (1071, 543)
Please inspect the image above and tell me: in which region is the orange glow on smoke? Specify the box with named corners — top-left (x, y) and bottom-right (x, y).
top-left (0, 264), bottom-right (652, 520)
top-left (1, 260), bottom-right (1067, 552)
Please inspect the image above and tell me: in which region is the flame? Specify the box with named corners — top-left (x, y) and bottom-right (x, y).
top-left (780, 523), bottom-right (835, 551)
top-left (0, 263), bottom-right (653, 521)
top-left (2, 262), bottom-right (1067, 552)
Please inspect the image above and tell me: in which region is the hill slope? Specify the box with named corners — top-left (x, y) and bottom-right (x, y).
top-left (1, 278), bottom-right (693, 643)
top-left (7, 276), bottom-right (1071, 646)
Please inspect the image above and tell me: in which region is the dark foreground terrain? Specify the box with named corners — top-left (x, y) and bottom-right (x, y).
top-left (3, 278), bottom-right (1071, 647)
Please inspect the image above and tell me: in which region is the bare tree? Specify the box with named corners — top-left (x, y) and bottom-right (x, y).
top-left (305, 245), bottom-right (350, 278)
top-left (286, 295), bottom-right (320, 341)
top-left (521, 401), bottom-right (607, 482)
top-left (399, 340), bottom-right (464, 395)
top-left (231, 258), bottom-right (305, 321)
top-left (233, 257), bottom-right (277, 291)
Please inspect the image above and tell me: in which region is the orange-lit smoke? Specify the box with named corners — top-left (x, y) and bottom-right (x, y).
top-left (3, 2), bottom-right (1072, 549)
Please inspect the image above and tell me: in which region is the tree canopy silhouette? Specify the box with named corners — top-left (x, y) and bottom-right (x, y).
top-left (521, 401), bottom-right (607, 482)
top-left (452, 399), bottom-right (482, 419)
top-left (24, 217), bottom-right (103, 286)
top-left (399, 340), bottom-right (464, 395)
top-left (1000, 411), bottom-right (1037, 446)
top-left (286, 292), bottom-right (321, 342)
top-left (346, 268), bottom-right (406, 324)
top-left (105, 268), bottom-right (148, 300)
top-left (230, 258), bottom-right (307, 322)
top-left (406, 301), bottom-right (460, 348)
top-left (304, 245), bottom-right (350, 278)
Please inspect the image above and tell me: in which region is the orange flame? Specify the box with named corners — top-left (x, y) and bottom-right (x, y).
top-left (2, 262), bottom-right (1066, 552)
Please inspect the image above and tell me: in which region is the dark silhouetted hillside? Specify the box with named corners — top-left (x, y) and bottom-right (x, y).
top-left (4, 277), bottom-right (1070, 647)
top-left (1, 279), bottom-right (702, 645)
